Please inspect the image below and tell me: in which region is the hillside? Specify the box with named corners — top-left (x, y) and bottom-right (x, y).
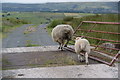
top-left (2, 2), bottom-right (118, 13)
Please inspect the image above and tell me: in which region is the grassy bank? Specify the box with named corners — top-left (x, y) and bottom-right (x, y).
top-left (2, 12), bottom-right (65, 24)
top-left (47, 14), bottom-right (119, 47)
top-left (1, 17), bottom-right (29, 39)
top-left (2, 12), bottom-right (94, 24)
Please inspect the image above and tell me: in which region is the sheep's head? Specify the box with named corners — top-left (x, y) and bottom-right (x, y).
top-left (75, 37), bottom-right (80, 40)
top-left (75, 37), bottom-right (81, 41)
top-left (75, 37), bottom-right (85, 41)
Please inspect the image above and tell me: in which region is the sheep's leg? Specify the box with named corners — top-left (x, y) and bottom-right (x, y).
top-left (85, 52), bottom-right (89, 65)
top-left (58, 42), bottom-right (61, 49)
top-left (58, 42), bottom-right (64, 51)
top-left (58, 45), bottom-right (60, 49)
top-left (59, 40), bottom-right (65, 51)
top-left (61, 43), bottom-right (64, 51)
top-left (58, 47), bottom-right (60, 49)
top-left (78, 54), bottom-right (84, 62)
top-left (64, 40), bottom-right (69, 47)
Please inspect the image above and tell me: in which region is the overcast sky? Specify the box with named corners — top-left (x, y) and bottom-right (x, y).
top-left (2, 0), bottom-right (119, 3)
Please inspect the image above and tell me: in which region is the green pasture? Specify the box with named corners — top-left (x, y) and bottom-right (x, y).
top-left (2, 12), bottom-right (94, 24)
top-left (2, 12), bottom-right (65, 24)
top-left (47, 14), bottom-right (119, 53)
top-left (1, 12), bottom-right (94, 39)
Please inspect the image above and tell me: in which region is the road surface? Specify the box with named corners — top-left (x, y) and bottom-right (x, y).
top-left (2, 24), bottom-right (57, 48)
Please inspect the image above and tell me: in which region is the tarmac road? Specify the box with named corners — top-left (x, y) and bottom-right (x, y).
top-left (2, 24), bottom-right (57, 48)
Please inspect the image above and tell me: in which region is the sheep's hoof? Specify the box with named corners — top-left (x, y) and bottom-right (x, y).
top-left (80, 59), bottom-right (85, 62)
top-left (64, 45), bottom-right (67, 47)
top-left (61, 49), bottom-right (64, 51)
top-left (86, 63), bottom-right (89, 65)
top-left (60, 48), bottom-right (63, 51)
top-left (58, 47), bottom-right (60, 49)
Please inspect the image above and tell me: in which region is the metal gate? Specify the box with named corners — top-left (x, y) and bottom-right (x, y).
top-left (64, 21), bottom-right (120, 66)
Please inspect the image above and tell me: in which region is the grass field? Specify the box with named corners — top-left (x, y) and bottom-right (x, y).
top-left (2, 12), bottom-right (95, 24)
top-left (2, 12), bottom-right (119, 44)
top-left (1, 12), bottom-right (94, 39)
top-left (2, 12), bottom-right (65, 24)
top-left (72, 14), bottom-right (119, 43)
top-left (1, 16), bottom-right (29, 39)
top-left (47, 14), bottom-right (119, 54)
top-left (64, 13), bottom-right (94, 18)
top-left (2, 12), bottom-right (118, 45)
top-left (1, 12), bottom-right (119, 67)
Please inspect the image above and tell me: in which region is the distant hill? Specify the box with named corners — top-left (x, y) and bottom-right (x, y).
top-left (2, 2), bottom-right (118, 13)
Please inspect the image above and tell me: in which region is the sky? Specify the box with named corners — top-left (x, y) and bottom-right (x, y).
top-left (2, 0), bottom-right (119, 3)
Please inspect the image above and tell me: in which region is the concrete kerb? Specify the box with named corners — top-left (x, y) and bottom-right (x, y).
top-left (1, 45), bottom-right (60, 54)
top-left (2, 64), bottom-right (118, 78)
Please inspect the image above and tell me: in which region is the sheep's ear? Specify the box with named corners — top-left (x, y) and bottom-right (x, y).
top-left (75, 37), bottom-right (80, 40)
top-left (79, 36), bottom-right (84, 39)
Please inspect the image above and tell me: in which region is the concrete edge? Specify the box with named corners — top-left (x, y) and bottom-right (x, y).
top-left (2, 64), bottom-right (118, 78)
top-left (1, 45), bottom-right (114, 60)
top-left (1, 45), bottom-right (60, 54)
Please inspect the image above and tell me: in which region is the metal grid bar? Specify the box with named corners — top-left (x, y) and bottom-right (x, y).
top-left (109, 51), bottom-right (120, 66)
top-left (78, 29), bottom-right (120, 35)
top-left (74, 22), bottom-right (83, 34)
top-left (71, 21), bottom-right (120, 66)
top-left (74, 35), bottom-right (120, 43)
top-left (93, 49), bottom-right (115, 57)
top-left (82, 21), bottom-right (120, 25)
top-left (91, 44), bottom-right (120, 51)
top-left (64, 47), bottom-right (110, 65)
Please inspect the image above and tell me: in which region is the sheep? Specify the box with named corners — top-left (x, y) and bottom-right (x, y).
top-left (51, 24), bottom-right (74, 50)
top-left (74, 37), bottom-right (91, 65)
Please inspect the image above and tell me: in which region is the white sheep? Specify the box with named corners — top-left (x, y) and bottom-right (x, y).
top-left (74, 37), bottom-right (91, 65)
top-left (51, 24), bottom-right (74, 50)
